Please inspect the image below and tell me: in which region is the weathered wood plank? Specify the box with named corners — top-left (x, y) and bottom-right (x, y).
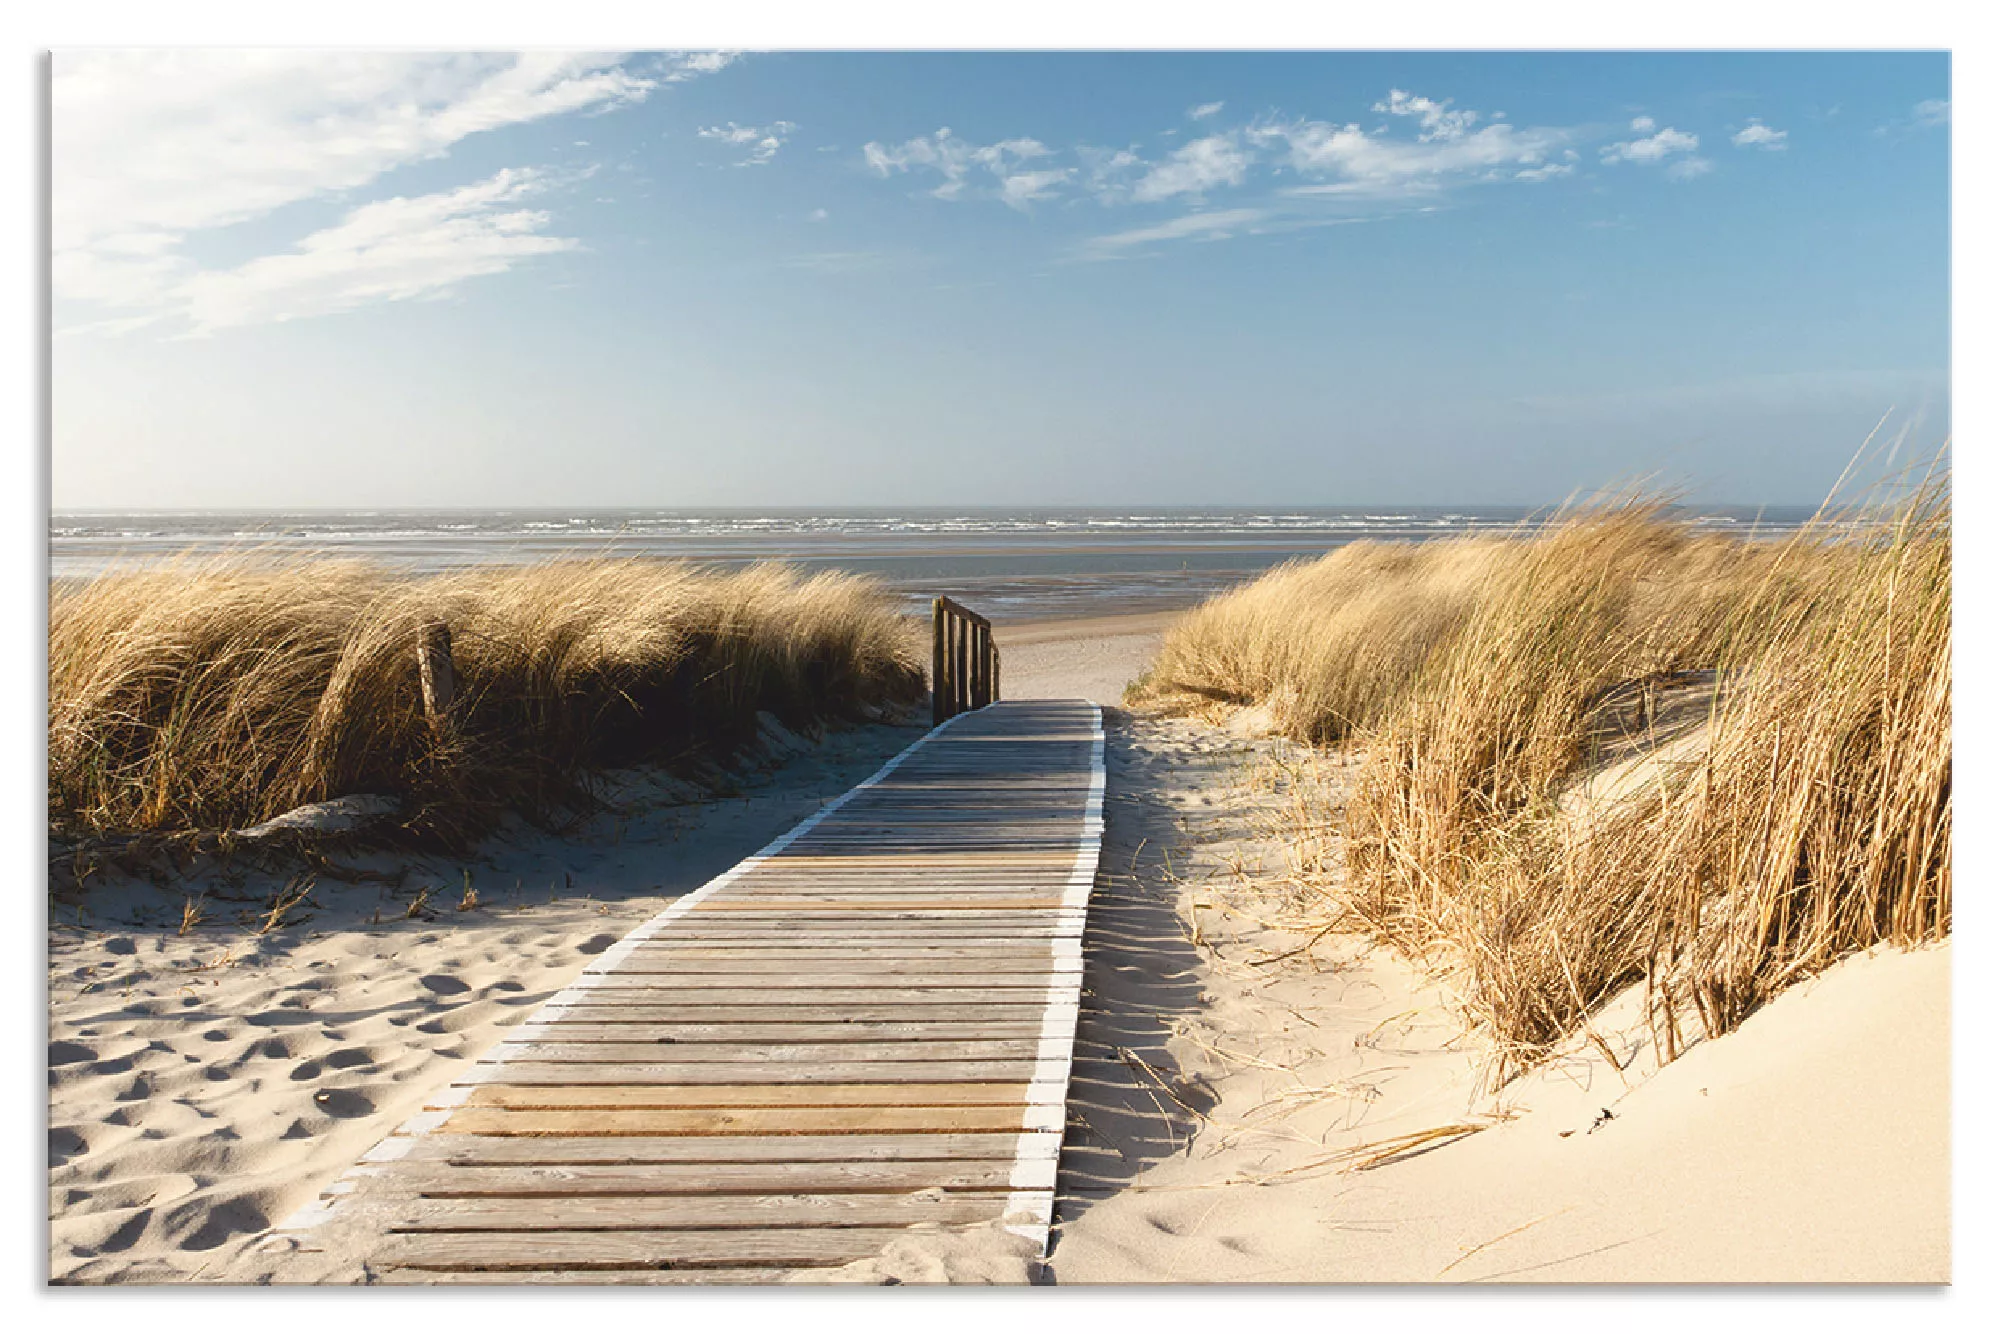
top-left (409, 1131), bottom-right (1053, 1167)
top-left (460, 1083), bottom-right (1030, 1110)
top-left (442, 1103), bottom-right (1037, 1137)
top-left (376, 1226), bottom-right (991, 1272)
top-left (451, 1060), bottom-right (1042, 1086)
top-left (388, 1193), bottom-right (1012, 1232)
top-left (510, 1023), bottom-right (1047, 1043)
top-left (391, 1161), bottom-right (1029, 1194)
top-left (486, 1040), bottom-right (1040, 1063)
top-left (529, 1005), bottom-right (1056, 1024)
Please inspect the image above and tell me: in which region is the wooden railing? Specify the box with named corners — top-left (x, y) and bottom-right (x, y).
top-left (931, 596), bottom-right (1001, 725)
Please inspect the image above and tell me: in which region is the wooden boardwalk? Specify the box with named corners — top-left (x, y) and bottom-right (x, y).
top-left (272, 699), bottom-right (1105, 1284)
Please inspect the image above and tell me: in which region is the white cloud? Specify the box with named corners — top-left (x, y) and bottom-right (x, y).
top-left (807, 207), bottom-right (829, 222)
top-left (861, 129), bottom-right (1061, 206)
top-left (178, 168), bottom-right (575, 335)
top-left (54, 52), bottom-right (653, 327)
top-left (1913, 98), bottom-right (1951, 127)
top-left (1081, 207), bottom-right (1268, 256)
top-left (1601, 123), bottom-right (1700, 165)
top-left (1630, 115), bottom-right (1657, 133)
top-left (1515, 160), bottom-right (1574, 182)
top-left (1188, 100), bottom-right (1225, 121)
top-left (699, 120), bottom-right (797, 165)
top-left (1666, 158), bottom-right (1714, 182)
top-left (1265, 111), bottom-right (1570, 198)
top-left (660, 51), bottom-right (741, 82)
top-left (1131, 134), bottom-right (1251, 202)
top-left (1373, 89), bottom-right (1480, 142)
top-left (1732, 118), bottom-right (1788, 150)
top-left (998, 167), bottom-right (1074, 209)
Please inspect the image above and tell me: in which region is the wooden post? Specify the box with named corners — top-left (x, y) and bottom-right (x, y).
top-left (960, 616), bottom-right (976, 720)
top-left (417, 622), bottom-right (455, 728)
top-left (974, 623), bottom-right (990, 708)
top-left (931, 598), bottom-right (948, 726)
top-left (969, 622), bottom-right (983, 710)
top-left (991, 633), bottom-right (1001, 705)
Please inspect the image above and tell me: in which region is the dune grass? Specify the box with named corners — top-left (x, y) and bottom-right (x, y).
top-left (1136, 483), bottom-right (1950, 1076)
top-left (49, 556), bottom-right (925, 845)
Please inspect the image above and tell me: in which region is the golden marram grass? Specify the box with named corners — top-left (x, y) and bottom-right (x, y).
top-left (49, 557), bottom-right (926, 844)
top-left (1134, 480), bottom-right (1950, 1077)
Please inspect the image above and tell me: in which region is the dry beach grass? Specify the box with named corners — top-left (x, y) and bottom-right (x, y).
top-left (1133, 480), bottom-right (1951, 1076)
top-left (49, 557), bottom-right (926, 849)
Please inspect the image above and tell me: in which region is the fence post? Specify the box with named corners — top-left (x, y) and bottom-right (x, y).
top-left (931, 598), bottom-right (948, 726)
top-left (417, 622), bottom-right (456, 729)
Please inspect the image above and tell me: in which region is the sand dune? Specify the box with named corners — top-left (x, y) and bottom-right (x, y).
top-left (1046, 711), bottom-right (1949, 1284)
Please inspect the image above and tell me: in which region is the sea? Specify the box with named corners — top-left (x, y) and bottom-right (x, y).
top-left (48, 506), bottom-right (1817, 623)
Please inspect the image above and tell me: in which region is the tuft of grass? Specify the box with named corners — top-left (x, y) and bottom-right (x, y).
top-left (49, 555), bottom-right (925, 845)
top-left (1139, 482), bottom-right (1948, 1079)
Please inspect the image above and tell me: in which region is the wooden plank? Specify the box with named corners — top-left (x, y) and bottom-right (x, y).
top-left (412, 1131), bottom-right (1053, 1167)
top-left (461, 1082), bottom-right (1030, 1110)
top-left (565, 972), bottom-right (1061, 989)
top-left (453, 1061), bottom-right (1041, 1086)
top-left (488, 1040), bottom-right (1038, 1064)
top-left (439, 1104), bottom-right (1036, 1137)
top-left (554, 987), bottom-right (1061, 1005)
top-left (389, 1193), bottom-right (1011, 1232)
top-left (396, 1161), bottom-right (1027, 1194)
top-left (511, 1023), bottom-right (1047, 1043)
top-left (380, 1266), bottom-right (796, 1286)
top-left (376, 1227), bottom-right (987, 1273)
top-left (529, 1005), bottom-right (1055, 1024)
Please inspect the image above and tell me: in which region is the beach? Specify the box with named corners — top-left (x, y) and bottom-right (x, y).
top-left (45, 605), bottom-right (1171, 1284)
top-left (49, 597), bottom-right (1948, 1284)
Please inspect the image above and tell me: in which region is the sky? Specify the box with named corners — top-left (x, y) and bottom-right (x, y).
top-left (49, 50), bottom-right (1952, 510)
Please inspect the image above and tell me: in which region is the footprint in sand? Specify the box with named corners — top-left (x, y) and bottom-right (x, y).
top-left (578, 933), bottom-right (621, 955)
top-left (49, 1040), bottom-right (96, 1066)
top-left (418, 974), bottom-right (470, 996)
top-left (311, 1087), bottom-right (374, 1118)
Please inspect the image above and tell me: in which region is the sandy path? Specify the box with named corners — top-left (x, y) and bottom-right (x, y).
top-left (996, 612), bottom-right (1173, 706)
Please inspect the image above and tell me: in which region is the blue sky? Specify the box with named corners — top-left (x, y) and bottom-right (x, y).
top-left (51, 50), bottom-right (1951, 509)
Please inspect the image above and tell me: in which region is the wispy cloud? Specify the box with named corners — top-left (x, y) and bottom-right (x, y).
top-left (1079, 207), bottom-right (1269, 257)
top-left (861, 89), bottom-right (1761, 256)
top-left (1373, 89), bottom-right (1480, 142)
top-left (862, 129), bottom-right (1068, 209)
top-left (1601, 118), bottom-right (1700, 165)
top-left (660, 51), bottom-right (741, 82)
top-left (1732, 118), bottom-right (1788, 150)
top-left (54, 52), bottom-right (659, 332)
top-left (1130, 134), bottom-right (1251, 202)
top-left (1874, 98), bottom-right (1950, 139)
top-left (699, 120), bottom-right (797, 166)
top-left (179, 168), bottom-right (575, 335)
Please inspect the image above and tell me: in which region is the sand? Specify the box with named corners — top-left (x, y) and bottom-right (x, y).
top-left (1046, 710), bottom-right (1951, 1284)
top-left (46, 611), bottom-right (1952, 1285)
top-left (995, 611), bottom-right (1173, 707)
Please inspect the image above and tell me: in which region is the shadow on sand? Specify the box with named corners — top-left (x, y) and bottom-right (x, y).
top-left (1050, 707), bottom-right (1226, 1245)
